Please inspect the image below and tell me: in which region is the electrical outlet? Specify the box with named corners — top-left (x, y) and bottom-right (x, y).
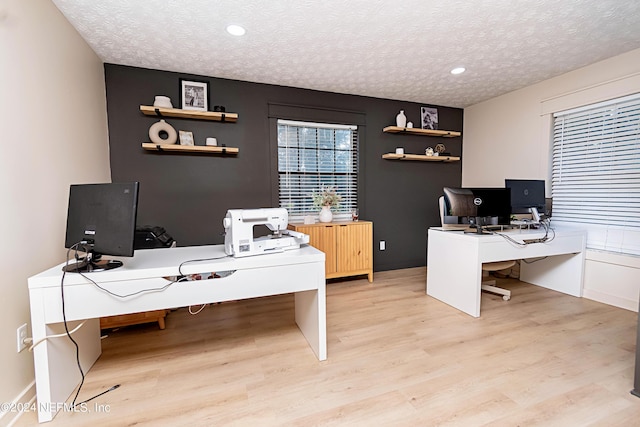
top-left (379, 240), bottom-right (386, 251)
top-left (17, 323), bottom-right (28, 353)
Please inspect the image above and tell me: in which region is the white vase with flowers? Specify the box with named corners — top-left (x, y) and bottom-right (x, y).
top-left (312, 186), bottom-right (342, 223)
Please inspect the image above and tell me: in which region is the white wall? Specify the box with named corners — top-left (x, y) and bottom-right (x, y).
top-left (463, 48), bottom-right (640, 311)
top-left (0, 0), bottom-right (110, 421)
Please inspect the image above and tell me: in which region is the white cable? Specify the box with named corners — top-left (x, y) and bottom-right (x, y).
top-left (189, 304), bottom-right (208, 315)
top-left (29, 321), bottom-right (86, 352)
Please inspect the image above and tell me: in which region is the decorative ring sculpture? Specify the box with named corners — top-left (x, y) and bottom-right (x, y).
top-left (148, 119), bottom-right (177, 145)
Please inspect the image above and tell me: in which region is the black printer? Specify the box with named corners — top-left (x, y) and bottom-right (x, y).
top-left (134, 226), bottom-right (175, 249)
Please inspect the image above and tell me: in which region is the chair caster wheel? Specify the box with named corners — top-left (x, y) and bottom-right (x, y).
top-left (503, 296), bottom-right (510, 301)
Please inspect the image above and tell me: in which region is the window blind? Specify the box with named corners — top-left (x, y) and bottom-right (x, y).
top-left (552, 92), bottom-right (640, 256)
top-left (277, 119), bottom-right (358, 221)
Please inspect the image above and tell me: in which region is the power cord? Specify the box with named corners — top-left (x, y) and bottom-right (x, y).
top-left (178, 254), bottom-right (232, 276)
top-left (57, 246), bottom-right (233, 406)
top-left (74, 384), bottom-right (120, 406)
top-left (78, 271), bottom-right (180, 299)
top-left (70, 252), bottom-right (231, 299)
top-left (490, 217), bottom-right (555, 247)
top-left (28, 321), bottom-right (86, 352)
top-left (61, 243), bottom-right (120, 409)
top-left (178, 255), bottom-right (233, 315)
top-left (189, 304), bottom-right (208, 315)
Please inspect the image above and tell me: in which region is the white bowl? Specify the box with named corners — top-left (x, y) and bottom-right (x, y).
top-left (153, 96), bottom-right (173, 108)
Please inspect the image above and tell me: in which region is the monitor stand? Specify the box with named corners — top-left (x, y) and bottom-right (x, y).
top-left (62, 252), bottom-right (123, 273)
top-left (464, 217), bottom-right (493, 235)
top-left (529, 207), bottom-right (541, 223)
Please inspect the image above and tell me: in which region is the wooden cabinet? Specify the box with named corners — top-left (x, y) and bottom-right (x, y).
top-left (289, 221), bottom-right (373, 282)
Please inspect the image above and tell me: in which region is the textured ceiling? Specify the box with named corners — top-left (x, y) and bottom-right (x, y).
top-left (52, 0), bottom-right (640, 108)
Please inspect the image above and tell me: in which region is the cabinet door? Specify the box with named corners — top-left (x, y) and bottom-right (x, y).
top-left (336, 222), bottom-right (372, 273)
top-left (296, 225), bottom-right (337, 275)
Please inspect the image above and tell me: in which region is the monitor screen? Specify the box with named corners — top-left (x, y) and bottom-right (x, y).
top-left (505, 179), bottom-right (545, 214)
top-left (64, 182), bottom-right (140, 272)
top-left (442, 187), bottom-right (511, 226)
top-left (467, 187), bottom-right (512, 226)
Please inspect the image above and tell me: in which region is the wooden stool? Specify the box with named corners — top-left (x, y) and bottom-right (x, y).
top-left (481, 260), bottom-right (516, 301)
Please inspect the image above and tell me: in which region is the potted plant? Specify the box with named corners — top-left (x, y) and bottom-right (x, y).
top-left (312, 186), bottom-right (342, 223)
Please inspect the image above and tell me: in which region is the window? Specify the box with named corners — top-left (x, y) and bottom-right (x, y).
top-left (552, 93), bottom-right (640, 256)
top-left (277, 119), bottom-right (358, 221)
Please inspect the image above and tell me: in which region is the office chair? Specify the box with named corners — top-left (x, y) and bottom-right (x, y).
top-left (438, 196), bottom-right (514, 301)
top-left (480, 260), bottom-right (514, 301)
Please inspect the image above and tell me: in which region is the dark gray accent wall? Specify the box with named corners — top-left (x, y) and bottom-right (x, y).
top-left (105, 64), bottom-right (463, 272)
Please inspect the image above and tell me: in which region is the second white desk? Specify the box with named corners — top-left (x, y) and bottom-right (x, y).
top-left (426, 227), bottom-right (586, 317)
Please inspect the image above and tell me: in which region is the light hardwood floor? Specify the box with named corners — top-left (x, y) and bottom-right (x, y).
top-left (16, 268), bottom-right (640, 426)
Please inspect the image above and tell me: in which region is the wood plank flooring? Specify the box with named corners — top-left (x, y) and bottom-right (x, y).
top-left (15, 268), bottom-right (640, 426)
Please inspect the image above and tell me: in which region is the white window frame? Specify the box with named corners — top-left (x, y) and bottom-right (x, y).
top-left (551, 92), bottom-right (640, 256)
top-left (277, 119), bottom-right (358, 222)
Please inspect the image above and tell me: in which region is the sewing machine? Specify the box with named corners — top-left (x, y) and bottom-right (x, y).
top-left (223, 208), bottom-right (310, 257)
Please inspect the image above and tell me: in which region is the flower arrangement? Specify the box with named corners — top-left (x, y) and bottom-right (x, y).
top-left (312, 185), bottom-right (342, 208)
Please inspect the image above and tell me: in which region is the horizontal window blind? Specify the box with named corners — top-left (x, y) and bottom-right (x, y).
top-left (552, 93), bottom-right (640, 256)
top-left (278, 119), bottom-right (358, 221)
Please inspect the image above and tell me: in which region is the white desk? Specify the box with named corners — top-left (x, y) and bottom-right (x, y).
top-left (28, 245), bottom-right (326, 423)
top-left (426, 227), bottom-right (586, 317)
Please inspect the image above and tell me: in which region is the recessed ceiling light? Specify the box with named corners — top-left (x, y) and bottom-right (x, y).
top-left (450, 67), bottom-right (466, 75)
top-left (226, 25), bottom-right (246, 36)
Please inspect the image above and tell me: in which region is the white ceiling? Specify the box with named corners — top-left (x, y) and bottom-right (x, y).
top-left (52, 0), bottom-right (640, 108)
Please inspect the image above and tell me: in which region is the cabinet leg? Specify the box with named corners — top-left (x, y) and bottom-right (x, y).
top-left (368, 271), bottom-right (373, 283)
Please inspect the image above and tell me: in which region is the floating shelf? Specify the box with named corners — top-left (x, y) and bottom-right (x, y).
top-left (382, 153), bottom-right (459, 162)
top-left (142, 143), bottom-right (239, 154)
top-left (382, 126), bottom-right (460, 137)
top-left (140, 105), bottom-right (238, 122)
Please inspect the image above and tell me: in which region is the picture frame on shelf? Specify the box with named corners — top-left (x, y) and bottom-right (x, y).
top-left (179, 130), bottom-right (194, 146)
top-left (421, 106), bottom-right (438, 130)
top-left (179, 79), bottom-right (209, 111)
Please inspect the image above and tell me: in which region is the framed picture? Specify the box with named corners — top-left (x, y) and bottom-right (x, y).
top-left (179, 79), bottom-right (209, 111)
top-left (179, 130), bottom-right (194, 146)
top-left (421, 107), bottom-right (439, 130)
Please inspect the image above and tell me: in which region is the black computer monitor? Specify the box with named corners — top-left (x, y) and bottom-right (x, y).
top-left (505, 179), bottom-right (546, 214)
top-left (468, 187), bottom-right (512, 226)
top-left (442, 187), bottom-right (511, 227)
top-left (63, 182), bottom-right (140, 272)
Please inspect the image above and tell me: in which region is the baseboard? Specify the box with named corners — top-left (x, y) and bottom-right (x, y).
top-left (0, 381), bottom-right (36, 427)
top-left (583, 288), bottom-right (638, 312)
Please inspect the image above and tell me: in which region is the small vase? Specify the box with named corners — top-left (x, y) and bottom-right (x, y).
top-left (396, 110), bottom-right (407, 128)
top-left (318, 205), bottom-right (333, 223)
